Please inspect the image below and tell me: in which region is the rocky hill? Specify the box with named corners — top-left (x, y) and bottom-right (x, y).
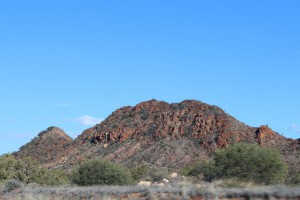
top-left (15, 100), bottom-right (300, 172)
top-left (14, 126), bottom-right (72, 164)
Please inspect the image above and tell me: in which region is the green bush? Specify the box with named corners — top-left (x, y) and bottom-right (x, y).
top-left (14, 157), bottom-right (41, 184)
top-left (180, 159), bottom-right (214, 181)
top-left (203, 143), bottom-right (288, 185)
top-left (0, 154), bottom-right (19, 182)
top-left (130, 165), bottom-right (169, 182)
top-left (33, 169), bottom-right (69, 186)
top-left (0, 154), bottom-right (68, 185)
top-left (71, 159), bottom-right (133, 186)
top-left (0, 155), bottom-right (40, 184)
top-left (144, 167), bottom-right (168, 182)
top-left (131, 165), bottom-right (150, 181)
top-left (290, 172), bottom-right (300, 185)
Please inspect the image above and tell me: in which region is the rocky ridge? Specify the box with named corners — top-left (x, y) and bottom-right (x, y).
top-left (41, 100), bottom-right (299, 171)
top-left (15, 100), bottom-right (300, 172)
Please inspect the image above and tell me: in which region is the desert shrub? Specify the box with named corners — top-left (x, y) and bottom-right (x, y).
top-left (180, 166), bottom-right (193, 177)
top-left (131, 165), bottom-right (168, 182)
top-left (71, 159), bottom-right (133, 186)
top-left (0, 154), bottom-right (68, 185)
top-left (144, 168), bottom-right (167, 182)
top-left (290, 172), bottom-right (300, 185)
top-left (34, 169), bottom-right (69, 186)
top-left (140, 109), bottom-right (149, 120)
top-left (180, 159), bottom-right (214, 180)
top-left (146, 125), bottom-right (157, 136)
top-left (14, 157), bottom-right (41, 184)
top-left (0, 155), bottom-right (40, 183)
top-left (203, 143), bottom-right (288, 185)
top-left (45, 169), bottom-right (69, 185)
top-left (0, 154), bottom-right (18, 182)
top-left (3, 179), bottom-right (23, 192)
top-left (131, 165), bottom-right (150, 181)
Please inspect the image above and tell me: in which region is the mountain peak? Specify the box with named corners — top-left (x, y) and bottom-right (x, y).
top-left (14, 126), bottom-right (72, 164)
top-left (38, 126), bottom-right (65, 137)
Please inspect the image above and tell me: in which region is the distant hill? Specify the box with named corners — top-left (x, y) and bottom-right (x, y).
top-left (14, 126), bottom-right (72, 164)
top-left (14, 100), bottom-right (300, 173)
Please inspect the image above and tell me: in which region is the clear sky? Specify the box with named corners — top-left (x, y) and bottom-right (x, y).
top-left (0, 1), bottom-right (299, 155)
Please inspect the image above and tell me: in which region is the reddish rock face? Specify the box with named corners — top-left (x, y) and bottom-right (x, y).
top-left (81, 100), bottom-right (258, 151)
top-left (14, 100), bottom-right (300, 171)
top-left (257, 125), bottom-right (279, 145)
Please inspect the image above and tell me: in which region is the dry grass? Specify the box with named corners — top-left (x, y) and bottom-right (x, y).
top-left (1, 182), bottom-right (300, 200)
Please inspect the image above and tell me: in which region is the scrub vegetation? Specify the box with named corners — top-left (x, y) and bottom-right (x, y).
top-left (184, 143), bottom-right (288, 185)
top-left (0, 143), bottom-right (300, 199)
top-left (70, 159), bottom-right (133, 186)
top-left (0, 154), bottom-right (68, 185)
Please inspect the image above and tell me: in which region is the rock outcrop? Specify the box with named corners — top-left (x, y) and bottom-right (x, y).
top-left (81, 100), bottom-right (258, 150)
top-left (41, 100), bottom-right (299, 171)
top-left (14, 100), bottom-right (300, 171)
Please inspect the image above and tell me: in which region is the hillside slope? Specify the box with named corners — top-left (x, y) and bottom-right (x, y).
top-left (38, 100), bottom-right (299, 171)
top-left (14, 126), bottom-right (72, 164)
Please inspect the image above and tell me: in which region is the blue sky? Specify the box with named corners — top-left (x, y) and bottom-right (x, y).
top-left (0, 1), bottom-right (299, 155)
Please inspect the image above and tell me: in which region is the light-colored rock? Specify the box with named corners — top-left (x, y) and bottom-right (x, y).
top-left (137, 181), bottom-right (152, 187)
top-left (171, 173), bottom-right (178, 178)
top-left (162, 178), bottom-right (169, 183)
top-left (103, 143), bottom-right (109, 148)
